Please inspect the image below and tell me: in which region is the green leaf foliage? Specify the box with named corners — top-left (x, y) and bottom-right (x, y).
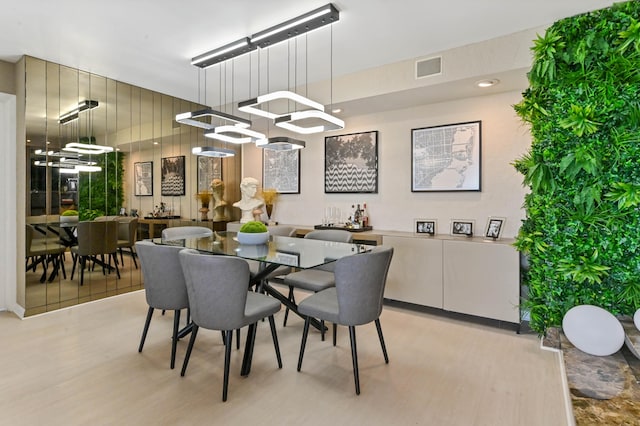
top-left (514, 1), bottom-right (640, 334)
top-left (78, 150), bottom-right (125, 221)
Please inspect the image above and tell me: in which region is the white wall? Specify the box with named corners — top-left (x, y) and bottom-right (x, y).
top-left (0, 93), bottom-right (17, 312)
top-left (242, 90), bottom-right (530, 238)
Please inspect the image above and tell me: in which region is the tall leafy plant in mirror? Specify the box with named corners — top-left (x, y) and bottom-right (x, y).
top-left (513, 1), bottom-right (640, 334)
top-left (77, 138), bottom-right (125, 220)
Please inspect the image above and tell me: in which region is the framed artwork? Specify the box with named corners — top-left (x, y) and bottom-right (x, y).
top-left (263, 149), bottom-right (300, 194)
top-left (415, 219), bottom-right (436, 236)
top-left (161, 156), bottom-right (185, 196)
top-left (411, 121), bottom-right (481, 192)
top-left (485, 217), bottom-right (506, 240)
top-left (325, 130), bottom-right (378, 193)
top-left (134, 161), bottom-right (153, 196)
top-left (451, 219), bottom-right (475, 237)
top-left (197, 156), bottom-right (222, 193)
top-left (275, 251), bottom-right (300, 267)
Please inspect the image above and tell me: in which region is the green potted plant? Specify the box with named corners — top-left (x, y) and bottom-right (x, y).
top-left (237, 220), bottom-right (269, 245)
top-left (60, 209), bottom-right (79, 223)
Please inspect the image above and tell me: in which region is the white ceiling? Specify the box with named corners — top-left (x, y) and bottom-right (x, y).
top-left (0, 0), bottom-right (616, 105)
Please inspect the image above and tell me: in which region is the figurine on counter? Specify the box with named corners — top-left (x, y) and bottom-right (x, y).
top-left (233, 177), bottom-right (264, 223)
top-left (211, 178), bottom-right (228, 221)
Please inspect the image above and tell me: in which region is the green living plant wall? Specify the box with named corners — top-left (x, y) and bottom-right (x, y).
top-left (514, 0), bottom-right (640, 334)
top-left (78, 144), bottom-right (125, 221)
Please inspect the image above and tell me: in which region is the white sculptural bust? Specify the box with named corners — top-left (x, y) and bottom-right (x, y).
top-left (233, 177), bottom-right (264, 223)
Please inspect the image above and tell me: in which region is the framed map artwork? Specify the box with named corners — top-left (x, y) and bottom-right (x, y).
top-left (411, 121), bottom-right (481, 192)
top-left (263, 149), bottom-right (300, 194)
top-left (197, 156), bottom-right (222, 193)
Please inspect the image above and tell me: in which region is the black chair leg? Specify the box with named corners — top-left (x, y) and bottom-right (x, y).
top-left (222, 328), bottom-right (233, 402)
top-left (131, 249), bottom-right (138, 269)
top-left (349, 326), bottom-right (360, 395)
top-left (236, 328), bottom-right (241, 350)
top-left (321, 320), bottom-right (325, 341)
top-left (70, 254), bottom-right (78, 280)
top-left (297, 317), bottom-right (311, 371)
top-left (283, 286), bottom-right (295, 327)
top-left (181, 324), bottom-right (199, 377)
top-left (375, 319), bottom-right (389, 364)
top-left (119, 248), bottom-right (124, 266)
top-left (268, 315), bottom-right (282, 368)
top-left (333, 323), bottom-right (337, 346)
top-left (171, 309), bottom-right (181, 369)
top-left (138, 307), bottom-right (154, 352)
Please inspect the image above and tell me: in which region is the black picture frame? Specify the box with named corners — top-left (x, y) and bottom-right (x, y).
top-left (134, 161), bottom-right (153, 196)
top-left (411, 120), bottom-right (481, 192)
top-left (415, 219), bottom-right (436, 236)
top-left (451, 220), bottom-right (475, 237)
top-left (263, 149), bottom-right (300, 194)
top-left (485, 217), bottom-right (505, 240)
top-left (161, 156), bottom-right (185, 196)
top-left (197, 156), bottom-right (222, 193)
top-left (325, 130), bottom-right (378, 193)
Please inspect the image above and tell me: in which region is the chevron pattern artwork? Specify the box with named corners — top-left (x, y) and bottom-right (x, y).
top-left (324, 130), bottom-right (378, 193)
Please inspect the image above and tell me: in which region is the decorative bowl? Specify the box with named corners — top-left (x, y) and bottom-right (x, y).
top-left (236, 231), bottom-right (270, 245)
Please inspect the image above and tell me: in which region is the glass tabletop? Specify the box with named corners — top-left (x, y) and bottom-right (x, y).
top-left (153, 231), bottom-right (370, 269)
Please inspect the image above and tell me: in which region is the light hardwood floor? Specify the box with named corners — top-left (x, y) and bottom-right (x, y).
top-left (0, 290), bottom-right (570, 425)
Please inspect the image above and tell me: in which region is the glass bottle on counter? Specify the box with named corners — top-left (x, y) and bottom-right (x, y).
top-left (362, 203), bottom-right (369, 228)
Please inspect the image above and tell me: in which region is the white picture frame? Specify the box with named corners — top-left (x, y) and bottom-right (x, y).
top-left (485, 217), bottom-right (506, 240)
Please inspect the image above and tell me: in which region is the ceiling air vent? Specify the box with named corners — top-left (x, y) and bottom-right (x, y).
top-left (415, 56), bottom-right (442, 79)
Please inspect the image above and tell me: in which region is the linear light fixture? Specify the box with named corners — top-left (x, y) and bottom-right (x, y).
top-left (204, 125), bottom-right (266, 144)
top-left (191, 146), bottom-right (235, 158)
top-left (175, 108), bottom-right (252, 130)
top-left (58, 100), bottom-right (99, 124)
top-left (238, 90), bottom-right (325, 119)
top-left (256, 136), bottom-right (306, 150)
top-left (274, 109), bottom-right (344, 134)
top-left (75, 165), bottom-right (102, 172)
top-left (62, 142), bottom-right (114, 155)
top-left (250, 3), bottom-right (339, 48)
top-left (191, 37), bottom-right (257, 69)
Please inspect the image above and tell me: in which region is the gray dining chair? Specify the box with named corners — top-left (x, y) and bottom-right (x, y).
top-left (117, 217), bottom-right (138, 268)
top-left (135, 240), bottom-right (190, 369)
top-left (178, 249), bottom-right (282, 402)
top-left (25, 224), bottom-right (67, 283)
top-left (282, 229), bottom-right (353, 335)
top-left (70, 220), bottom-right (120, 286)
top-left (297, 246), bottom-right (394, 395)
top-left (161, 226), bottom-right (213, 240)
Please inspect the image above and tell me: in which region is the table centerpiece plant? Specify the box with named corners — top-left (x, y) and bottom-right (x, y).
top-left (237, 220), bottom-right (269, 245)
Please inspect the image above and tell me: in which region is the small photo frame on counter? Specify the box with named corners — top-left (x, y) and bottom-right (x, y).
top-left (415, 219), bottom-right (437, 236)
top-left (485, 217), bottom-right (505, 240)
top-left (451, 219), bottom-right (474, 237)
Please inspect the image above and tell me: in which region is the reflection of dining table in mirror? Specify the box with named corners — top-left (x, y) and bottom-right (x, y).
top-left (30, 221), bottom-right (78, 247)
top-left (155, 232), bottom-right (370, 376)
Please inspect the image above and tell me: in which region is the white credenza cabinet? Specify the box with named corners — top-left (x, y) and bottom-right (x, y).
top-left (382, 232), bottom-right (520, 324)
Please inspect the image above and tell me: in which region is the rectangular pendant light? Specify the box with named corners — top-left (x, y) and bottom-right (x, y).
top-left (59, 100), bottom-right (99, 124)
top-left (175, 108), bottom-right (251, 130)
top-left (274, 109), bottom-right (344, 134)
top-left (192, 146), bottom-right (235, 158)
top-left (191, 37), bottom-right (257, 69)
top-left (204, 126), bottom-right (266, 144)
top-left (238, 90), bottom-right (325, 119)
top-left (256, 136), bottom-right (306, 150)
top-left (62, 142), bottom-right (114, 155)
top-left (250, 3), bottom-right (339, 49)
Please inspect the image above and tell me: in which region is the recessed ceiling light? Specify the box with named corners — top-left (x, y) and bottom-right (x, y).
top-left (153, 141), bottom-right (159, 145)
top-left (476, 79), bottom-right (500, 88)
top-left (332, 108), bottom-right (342, 114)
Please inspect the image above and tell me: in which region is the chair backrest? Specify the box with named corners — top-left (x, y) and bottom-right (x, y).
top-left (304, 229), bottom-right (354, 272)
top-left (117, 217), bottom-right (138, 243)
top-left (304, 229), bottom-right (353, 243)
top-left (162, 226), bottom-right (213, 240)
top-left (267, 225), bottom-right (296, 237)
top-left (135, 240), bottom-right (189, 310)
top-left (179, 249), bottom-right (250, 330)
top-left (94, 216), bottom-right (120, 221)
top-left (103, 220), bottom-right (119, 253)
top-left (75, 221), bottom-right (111, 256)
top-left (334, 246), bottom-right (394, 326)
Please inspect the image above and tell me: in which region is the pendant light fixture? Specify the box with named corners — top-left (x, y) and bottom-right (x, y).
top-left (256, 136), bottom-right (306, 150)
top-left (191, 146), bottom-right (235, 157)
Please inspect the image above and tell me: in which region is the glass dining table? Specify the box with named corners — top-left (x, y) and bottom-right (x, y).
top-left (154, 231), bottom-right (370, 375)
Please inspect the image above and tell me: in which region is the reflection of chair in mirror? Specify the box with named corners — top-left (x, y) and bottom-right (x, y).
top-left (283, 230), bottom-right (353, 335)
top-left (25, 224), bottom-right (67, 283)
top-left (297, 246), bottom-right (394, 395)
top-left (178, 250), bottom-right (282, 402)
top-left (161, 226), bottom-right (213, 240)
top-left (246, 226), bottom-right (297, 284)
top-left (117, 217), bottom-right (138, 269)
top-left (135, 240), bottom-right (189, 369)
top-left (70, 221), bottom-right (120, 286)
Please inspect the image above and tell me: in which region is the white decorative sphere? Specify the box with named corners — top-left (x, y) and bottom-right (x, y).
top-left (562, 305), bottom-right (624, 356)
top-left (634, 308), bottom-right (640, 331)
